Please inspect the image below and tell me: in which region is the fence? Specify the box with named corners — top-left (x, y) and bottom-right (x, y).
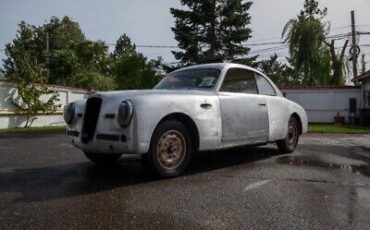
top-left (0, 81), bottom-right (88, 129)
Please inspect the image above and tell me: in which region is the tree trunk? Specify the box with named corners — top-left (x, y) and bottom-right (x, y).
top-left (208, 0), bottom-right (217, 61)
top-left (325, 39), bottom-right (349, 85)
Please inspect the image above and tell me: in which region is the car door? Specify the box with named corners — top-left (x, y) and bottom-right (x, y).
top-left (218, 68), bottom-right (269, 144)
top-left (255, 73), bottom-right (289, 141)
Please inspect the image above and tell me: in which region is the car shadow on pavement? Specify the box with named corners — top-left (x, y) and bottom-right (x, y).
top-left (0, 145), bottom-right (280, 203)
top-left (188, 145), bottom-right (279, 174)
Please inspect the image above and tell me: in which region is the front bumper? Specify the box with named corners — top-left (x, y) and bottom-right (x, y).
top-left (66, 96), bottom-right (136, 154)
top-left (67, 129), bottom-right (131, 154)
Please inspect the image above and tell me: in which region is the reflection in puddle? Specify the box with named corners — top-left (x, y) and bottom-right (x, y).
top-left (277, 156), bottom-right (370, 177)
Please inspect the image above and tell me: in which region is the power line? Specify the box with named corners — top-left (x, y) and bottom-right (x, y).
top-left (358, 31), bottom-right (370, 35)
top-left (104, 32), bottom-right (351, 53)
top-left (108, 43), bottom-right (179, 49)
top-left (250, 34), bottom-right (350, 55)
top-left (357, 24), bottom-right (370, 28)
top-left (244, 41), bottom-right (284, 46)
top-left (249, 45), bottom-right (289, 54)
top-left (137, 45), bottom-right (178, 48)
top-left (248, 36), bottom-right (282, 43)
top-left (330, 25), bottom-right (351, 30)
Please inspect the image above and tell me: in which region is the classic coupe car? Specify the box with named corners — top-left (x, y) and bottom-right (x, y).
top-left (64, 63), bottom-right (307, 177)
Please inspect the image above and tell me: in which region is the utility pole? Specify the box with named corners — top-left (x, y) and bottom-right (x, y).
top-left (351, 10), bottom-right (358, 85)
top-left (46, 32), bottom-right (49, 79)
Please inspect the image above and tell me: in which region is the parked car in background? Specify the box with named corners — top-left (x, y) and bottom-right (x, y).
top-left (64, 63), bottom-right (308, 177)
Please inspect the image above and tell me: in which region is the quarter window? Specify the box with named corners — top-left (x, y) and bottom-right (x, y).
top-left (220, 68), bottom-right (257, 94)
top-left (255, 74), bottom-right (277, 96)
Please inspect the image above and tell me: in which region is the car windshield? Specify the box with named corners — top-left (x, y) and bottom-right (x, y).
top-left (154, 68), bottom-right (220, 90)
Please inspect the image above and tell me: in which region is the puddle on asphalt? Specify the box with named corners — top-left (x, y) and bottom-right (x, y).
top-left (276, 155), bottom-right (370, 177)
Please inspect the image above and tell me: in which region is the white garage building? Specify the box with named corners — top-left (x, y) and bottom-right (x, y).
top-left (281, 71), bottom-right (370, 125)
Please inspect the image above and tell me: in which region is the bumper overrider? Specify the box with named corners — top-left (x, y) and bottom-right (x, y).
top-left (64, 97), bottom-right (135, 154)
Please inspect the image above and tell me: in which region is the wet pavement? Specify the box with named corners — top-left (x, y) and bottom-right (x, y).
top-left (0, 133), bottom-right (369, 229)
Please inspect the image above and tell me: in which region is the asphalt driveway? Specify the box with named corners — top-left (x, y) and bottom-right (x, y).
top-left (0, 133), bottom-right (369, 229)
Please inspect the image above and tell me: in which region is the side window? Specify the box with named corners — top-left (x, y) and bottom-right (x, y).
top-left (220, 68), bottom-right (257, 94)
top-left (255, 73), bottom-right (277, 96)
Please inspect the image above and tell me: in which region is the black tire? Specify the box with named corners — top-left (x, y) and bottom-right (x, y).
top-left (277, 117), bottom-right (300, 153)
top-left (146, 120), bottom-right (192, 178)
top-left (83, 151), bottom-right (122, 165)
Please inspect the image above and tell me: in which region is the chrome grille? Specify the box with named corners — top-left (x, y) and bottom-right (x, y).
top-left (81, 97), bottom-right (102, 144)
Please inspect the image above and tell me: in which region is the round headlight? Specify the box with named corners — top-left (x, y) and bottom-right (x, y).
top-left (63, 103), bottom-right (75, 124)
top-left (117, 100), bottom-right (133, 128)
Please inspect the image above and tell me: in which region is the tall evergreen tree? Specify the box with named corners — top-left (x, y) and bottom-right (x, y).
top-left (170, 0), bottom-right (256, 65)
top-left (113, 34), bottom-right (136, 59)
top-left (112, 35), bottom-right (161, 90)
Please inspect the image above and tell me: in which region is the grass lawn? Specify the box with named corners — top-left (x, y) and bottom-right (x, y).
top-left (1, 124), bottom-right (370, 135)
top-left (0, 126), bottom-right (66, 134)
top-left (308, 124), bottom-right (370, 134)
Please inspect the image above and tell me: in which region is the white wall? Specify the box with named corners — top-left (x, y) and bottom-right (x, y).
top-left (281, 87), bottom-right (362, 123)
top-left (0, 81), bottom-right (88, 129)
top-left (1, 81), bottom-right (366, 127)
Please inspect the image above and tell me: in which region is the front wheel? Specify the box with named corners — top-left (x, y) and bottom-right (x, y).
top-left (277, 117), bottom-right (299, 153)
top-left (145, 120), bottom-right (192, 178)
top-left (84, 151), bottom-right (122, 165)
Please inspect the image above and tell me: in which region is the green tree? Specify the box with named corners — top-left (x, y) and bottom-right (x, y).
top-left (258, 54), bottom-right (290, 85)
top-left (72, 40), bottom-right (115, 84)
top-left (316, 48), bottom-right (332, 85)
top-left (171, 0), bottom-right (256, 65)
top-left (113, 34), bottom-right (136, 58)
top-left (38, 16), bottom-right (85, 51)
top-left (114, 53), bottom-right (160, 90)
top-left (48, 49), bottom-right (79, 85)
top-left (282, 0), bottom-right (330, 85)
top-left (74, 70), bottom-right (115, 91)
top-left (112, 34), bottom-right (161, 89)
top-left (3, 16), bottom-right (115, 90)
top-left (3, 21), bottom-right (38, 79)
top-left (3, 16), bottom-right (162, 91)
top-left (4, 17), bottom-right (85, 76)
top-left (8, 48), bottom-right (59, 128)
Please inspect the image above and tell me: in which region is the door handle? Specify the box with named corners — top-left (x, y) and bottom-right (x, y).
top-left (259, 103), bottom-right (266, 107)
top-left (200, 103), bottom-right (212, 109)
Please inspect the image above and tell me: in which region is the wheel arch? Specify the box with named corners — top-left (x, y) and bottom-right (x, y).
top-left (153, 112), bottom-right (200, 151)
top-left (291, 113), bottom-right (303, 135)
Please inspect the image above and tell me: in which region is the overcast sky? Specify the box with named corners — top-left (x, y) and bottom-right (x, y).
top-left (1, 0), bottom-right (370, 66)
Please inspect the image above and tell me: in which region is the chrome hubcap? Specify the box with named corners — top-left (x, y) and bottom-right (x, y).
top-left (156, 130), bottom-right (186, 169)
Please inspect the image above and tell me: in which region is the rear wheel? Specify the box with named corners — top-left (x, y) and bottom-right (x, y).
top-left (145, 120), bottom-right (192, 178)
top-left (277, 117), bottom-right (299, 153)
top-left (83, 151), bottom-right (122, 165)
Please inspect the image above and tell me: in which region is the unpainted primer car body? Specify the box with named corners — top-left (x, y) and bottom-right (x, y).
top-left (65, 63), bottom-right (307, 158)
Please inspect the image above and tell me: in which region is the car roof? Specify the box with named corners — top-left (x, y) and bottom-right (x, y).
top-left (170, 62), bottom-right (283, 97)
top-left (172, 63), bottom-right (257, 72)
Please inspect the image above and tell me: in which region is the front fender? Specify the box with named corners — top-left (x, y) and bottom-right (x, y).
top-left (131, 94), bottom-right (222, 154)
